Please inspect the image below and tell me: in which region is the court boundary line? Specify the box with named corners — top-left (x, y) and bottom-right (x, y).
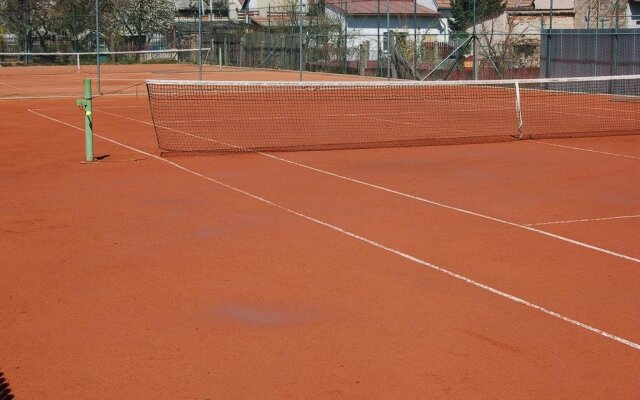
top-left (94, 109), bottom-right (640, 264)
top-left (0, 81), bottom-right (22, 91)
top-left (526, 214), bottom-right (640, 226)
top-left (27, 108), bottom-right (640, 351)
top-left (30, 105), bottom-right (149, 111)
top-left (530, 140), bottom-right (640, 160)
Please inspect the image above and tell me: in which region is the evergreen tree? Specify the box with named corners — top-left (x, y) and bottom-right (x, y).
top-left (449, 0), bottom-right (506, 32)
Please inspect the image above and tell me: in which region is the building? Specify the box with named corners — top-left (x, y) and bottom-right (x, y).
top-left (628, 0), bottom-right (640, 26)
top-left (324, 0), bottom-right (444, 60)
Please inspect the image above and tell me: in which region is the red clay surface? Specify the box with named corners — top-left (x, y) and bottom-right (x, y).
top-left (0, 64), bottom-right (381, 98)
top-left (1, 90), bottom-right (639, 399)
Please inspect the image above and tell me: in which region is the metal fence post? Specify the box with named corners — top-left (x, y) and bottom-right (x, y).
top-left (386, 0), bottom-right (390, 80)
top-left (198, 0), bottom-right (203, 80)
top-left (472, 0), bottom-right (477, 80)
top-left (545, 0), bottom-right (554, 78)
top-left (299, 0), bottom-right (304, 80)
top-left (344, 0), bottom-right (348, 74)
top-left (413, 0), bottom-right (417, 76)
top-left (377, 0), bottom-right (381, 77)
top-left (95, 0), bottom-right (101, 94)
top-left (613, 0), bottom-right (620, 76)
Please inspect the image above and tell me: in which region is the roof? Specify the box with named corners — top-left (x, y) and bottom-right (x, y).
top-left (173, 0), bottom-right (193, 10)
top-left (434, 0), bottom-right (534, 10)
top-left (507, 0), bottom-right (534, 9)
top-left (433, 0), bottom-right (451, 10)
top-left (250, 14), bottom-right (312, 26)
top-left (174, 0), bottom-right (248, 10)
top-left (327, 0), bottom-right (440, 16)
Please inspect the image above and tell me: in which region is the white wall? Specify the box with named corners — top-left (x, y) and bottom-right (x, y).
top-left (326, 7), bottom-right (446, 60)
top-left (534, 0), bottom-right (574, 11)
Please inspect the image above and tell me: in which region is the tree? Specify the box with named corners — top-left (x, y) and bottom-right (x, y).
top-left (0, 23), bottom-right (6, 50)
top-left (449, 0), bottom-right (505, 32)
top-left (48, 0), bottom-right (97, 51)
top-left (109, 0), bottom-right (175, 50)
top-left (0, 0), bottom-right (52, 51)
top-left (474, 13), bottom-right (540, 78)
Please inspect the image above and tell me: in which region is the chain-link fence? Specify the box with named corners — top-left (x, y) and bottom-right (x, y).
top-left (541, 29), bottom-right (640, 78)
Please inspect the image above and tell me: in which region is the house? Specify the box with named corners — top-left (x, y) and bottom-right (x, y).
top-left (574, 0), bottom-right (633, 28)
top-left (241, 0), bottom-right (296, 16)
top-left (628, 0), bottom-right (640, 27)
top-left (433, 0), bottom-right (452, 35)
top-left (174, 0), bottom-right (196, 19)
top-left (464, 0), bottom-right (635, 38)
top-left (324, 0), bottom-right (444, 60)
top-left (467, 0), bottom-right (575, 39)
top-left (457, 0), bottom-right (574, 71)
top-left (174, 0), bottom-right (241, 20)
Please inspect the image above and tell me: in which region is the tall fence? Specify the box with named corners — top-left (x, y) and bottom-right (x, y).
top-left (541, 29), bottom-right (640, 78)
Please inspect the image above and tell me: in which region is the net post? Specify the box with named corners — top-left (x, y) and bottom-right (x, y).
top-left (76, 53), bottom-right (80, 73)
top-left (514, 80), bottom-right (524, 139)
top-left (76, 79), bottom-right (94, 162)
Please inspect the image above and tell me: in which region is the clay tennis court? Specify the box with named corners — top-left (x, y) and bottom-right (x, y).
top-left (1, 67), bottom-right (639, 398)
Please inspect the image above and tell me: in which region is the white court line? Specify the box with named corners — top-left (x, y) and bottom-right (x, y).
top-left (0, 80), bottom-right (23, 90)
top-left (91, 105), bottom-right (148, 109)
top-left (526, 214), bottom-right (640, 227)
top-left (0, 94), bottom-right (79, 100)
top-left (530, 140), bottom-right (640, 160)
top-left (27, 108), bottom-right (640, 351)
top-left (97, 109), bottom-right (640, 264)
top-left (563, 105), bottom-right (639, 114)
top-left (524, 100), bottom-right (640, 115)
top-left (30, 105), bottom-right (149, 112)
top-left (546, 109), bottom-right (640, 123)
top-left (364, 115), bottom-right (420, 126)
top-left (361, 115), bottom-right (473, 136)
top-left (183, 106), bottom-right (513, 124)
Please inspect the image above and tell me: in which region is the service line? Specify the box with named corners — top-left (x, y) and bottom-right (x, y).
top-left (526, 214), bottom-right (640, 227)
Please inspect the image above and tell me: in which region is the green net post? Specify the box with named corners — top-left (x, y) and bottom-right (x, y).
top-left (76, 79), bottom-right (94, 162)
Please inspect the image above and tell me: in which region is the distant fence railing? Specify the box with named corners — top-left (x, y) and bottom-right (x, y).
top-left (541, 29), bottom-right (640, 78)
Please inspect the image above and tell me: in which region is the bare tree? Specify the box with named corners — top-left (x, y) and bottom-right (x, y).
top-left (474, 12), bottom-right (539, 77)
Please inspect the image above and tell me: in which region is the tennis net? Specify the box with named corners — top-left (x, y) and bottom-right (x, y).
top-left (145, 75), bottom-right (640, 154)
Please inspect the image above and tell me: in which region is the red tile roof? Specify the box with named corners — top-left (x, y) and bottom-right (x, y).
top-left (434, 0), bottom-right (451, 9)
top-left (327, 0), bottom-right (440, 16)
top-left (250, 14), bottom-right (311, 26)
top-left (435, 0), bottom-right (534, 10)
top-left (506, 0), bottom-right (534, 9)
